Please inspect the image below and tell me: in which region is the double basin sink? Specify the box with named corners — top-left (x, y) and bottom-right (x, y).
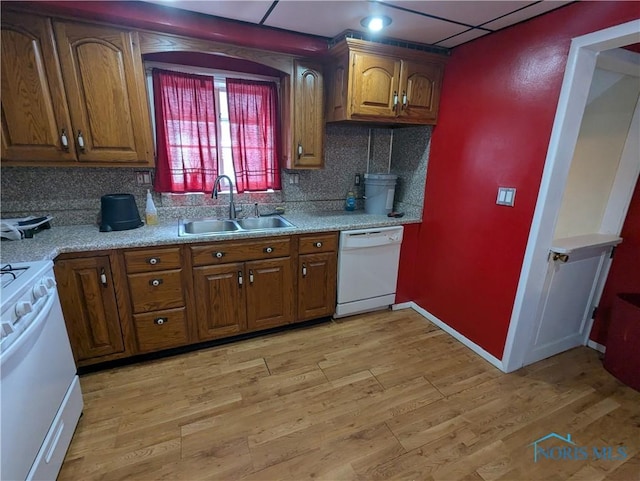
top-left (179, 215), bottom-right (295, 237)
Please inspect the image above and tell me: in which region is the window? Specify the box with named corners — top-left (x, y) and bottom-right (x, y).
top-left (150, 66), bottom-right (281, 194)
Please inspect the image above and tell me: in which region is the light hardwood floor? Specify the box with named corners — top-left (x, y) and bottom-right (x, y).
top-left (59, 309), bottom-right (640, 481)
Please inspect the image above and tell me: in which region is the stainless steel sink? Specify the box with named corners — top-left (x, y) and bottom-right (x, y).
top-left (178, 215), bottom-right (295, 236)
top-left (179, 219), bottom-right (239, 236)
top-left (236, 216), bottom-right (294, 230)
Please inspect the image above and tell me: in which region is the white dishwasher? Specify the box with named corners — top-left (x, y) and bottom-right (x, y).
top-left (335, 226), bottom-right (404, 318)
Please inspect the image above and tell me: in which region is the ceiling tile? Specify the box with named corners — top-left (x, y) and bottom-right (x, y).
top-left (481, 0), bottom-right (572, 31)
top-left (381, 1), bottom-right (536, 28)
top-left (141, 0), bottom-right (272, 24)
top-left (435, 28), bottom-right (491, 48)
top-left (265, 0), bottom-right (468, 44)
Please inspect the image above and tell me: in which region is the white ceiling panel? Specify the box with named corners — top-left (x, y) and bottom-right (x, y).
top-left (140, 0), bottom-right (575, 48)
top-left (265, 0), bottom-right (468, 44)
top-left (141, 0), bottom-right (272, 24)
top-left (435, 28), bottom-right (490, 48)
top-left (481, 0), bottom-right (573, 31)
top-left (382, 1), bottom-right (537, 28)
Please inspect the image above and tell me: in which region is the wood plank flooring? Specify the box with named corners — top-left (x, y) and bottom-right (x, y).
top-left (59, 309), bottom-right (640, 481)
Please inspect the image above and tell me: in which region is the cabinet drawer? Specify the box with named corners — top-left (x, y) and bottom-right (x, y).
top-left (191, 238), bottom-right (291, 266)
top-left (299, 233), bottom-right (338, 254)
top-left (124, 247), bottom-right (182, 273)
top-left (128, 269), bottom-right (184, 314)
top-left (133, 307), bottom-right (188, 353)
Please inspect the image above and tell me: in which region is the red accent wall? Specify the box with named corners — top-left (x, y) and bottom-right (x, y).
top-left (590, 181), bottom-right (640, 345)
top-left (397, 1), bottom-right (640, 359)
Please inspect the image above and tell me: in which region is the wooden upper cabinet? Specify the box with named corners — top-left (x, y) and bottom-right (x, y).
top-left (289, 60), bottom-right (324, 169)
top-left (399, 60), bottom-right (442, 123)
top-left (326, 38), bottom-right (446, 125)
top-left (1, 12), bottom-right (76, 163)
top-left (1, 12), bottom-right (153, 166)
top-left (351, 52), bottom-right (401, 118)
top-left (53, 21), bottom-right (153, 165)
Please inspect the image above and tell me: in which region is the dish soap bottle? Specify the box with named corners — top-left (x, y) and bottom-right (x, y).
top-left (145, 189), bottom-right (158, 225)
top-left (345, 190), bottom-right (356, 211)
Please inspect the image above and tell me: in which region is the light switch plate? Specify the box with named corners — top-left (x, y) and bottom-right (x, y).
top-left (497, 187), bottom-right (516, 207)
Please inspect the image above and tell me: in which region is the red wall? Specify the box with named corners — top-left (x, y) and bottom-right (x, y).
top-left (590, 181), bottom-right (640, 345)
top-left (397, 1), bottom-right (640, 359)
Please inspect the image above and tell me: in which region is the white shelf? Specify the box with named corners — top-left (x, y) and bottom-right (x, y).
top-left (551, 233), bottom-right (622, 254)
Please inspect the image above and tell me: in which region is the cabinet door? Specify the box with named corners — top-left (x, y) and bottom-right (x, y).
top-left (54, 256), bottom-right (124, 362)
top-left (351, 52), bottom-right (401, 118)
top-left (193, 263), bottom-right (247, 341)
top-left (399, 60), bottom-right (443, 123)
top-left (291, 60), bottom-right (324, 169)
top-left (1, 12), bottom-right (76, 162)
top-left (53, 21), bottom-right (152, 164)
top-left (298, 252), bottom-right (337, 321)
top-left (246, 258), bottom-right (294, 330)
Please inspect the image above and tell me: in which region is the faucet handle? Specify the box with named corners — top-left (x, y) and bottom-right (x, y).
top-left (254, 202), bottom-right (260, 217)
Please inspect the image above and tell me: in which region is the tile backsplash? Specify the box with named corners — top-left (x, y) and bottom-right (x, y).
top-left (1, 124), bottom-right (431, 225)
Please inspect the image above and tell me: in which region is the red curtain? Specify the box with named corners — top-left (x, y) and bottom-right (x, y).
top-left (226, 79), bottom-right (281, 193)
top-left (153, 69), bottom-right (218, 193)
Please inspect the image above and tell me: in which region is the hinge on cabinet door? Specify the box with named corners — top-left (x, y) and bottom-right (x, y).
top-left (610, 246), bottom-right (617, 259)
top-left (591, 306), bottom-right (598, 319)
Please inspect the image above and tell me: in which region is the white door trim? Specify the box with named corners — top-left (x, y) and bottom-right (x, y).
top-left (501, 20), bottom-right (640, 373)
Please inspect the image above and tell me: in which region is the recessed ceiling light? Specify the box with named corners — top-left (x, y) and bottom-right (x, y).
top-left (360, 15), bottom-right (392, 32)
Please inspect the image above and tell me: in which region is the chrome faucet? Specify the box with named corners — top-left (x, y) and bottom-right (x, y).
top-left (212, 175), bottom-right (236, 219)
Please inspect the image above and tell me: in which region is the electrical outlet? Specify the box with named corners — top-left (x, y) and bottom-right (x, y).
top-left (135, 171), bottom-right (152, 186)
top-left (355, 173), bottom-right (361, 186)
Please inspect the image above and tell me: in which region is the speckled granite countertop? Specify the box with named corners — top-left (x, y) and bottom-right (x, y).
top-left (0, 211), bottom-right (420, 263)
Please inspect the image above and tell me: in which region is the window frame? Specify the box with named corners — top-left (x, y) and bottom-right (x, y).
top-left (144, 61), bottom-right (282, 193)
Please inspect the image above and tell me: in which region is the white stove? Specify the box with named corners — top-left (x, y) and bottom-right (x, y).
top-left (1, 259), bottom-right (83, 481)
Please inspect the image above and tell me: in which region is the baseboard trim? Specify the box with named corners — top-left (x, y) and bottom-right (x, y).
top-left (392, 302), bottom-right (413, 310)
top-left (587, 340), bottom-right (606, 354)
top-left (408, 302), bottom-right (506, 372)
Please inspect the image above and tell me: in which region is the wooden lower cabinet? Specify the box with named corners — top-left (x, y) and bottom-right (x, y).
top-left (193, 263), bottom-right (247, 341)
top-left (55, 232), bottom-right (338, 366)
top-left (54, 256), bottom-right (125, 362)
top-left (246, 258), bottom-right (294, 330)
top-left (298, 252), bottom-right (337, 321)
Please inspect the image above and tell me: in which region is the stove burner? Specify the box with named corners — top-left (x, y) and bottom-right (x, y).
top-left (1, 264), bottom-right (29, 289)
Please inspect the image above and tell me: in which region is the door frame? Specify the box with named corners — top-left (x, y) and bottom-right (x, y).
top-left (502, 19), bottom-right (640, 373)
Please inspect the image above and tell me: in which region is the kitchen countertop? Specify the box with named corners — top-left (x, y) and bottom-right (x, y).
top-left (0, 211), bottom-right (420, 263)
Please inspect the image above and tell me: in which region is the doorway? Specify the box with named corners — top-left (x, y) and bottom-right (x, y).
top-left (502, 20), bottom-right (640, 373)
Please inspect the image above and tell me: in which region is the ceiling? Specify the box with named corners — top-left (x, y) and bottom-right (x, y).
top-left (142, 0), bottom-right (573, 49)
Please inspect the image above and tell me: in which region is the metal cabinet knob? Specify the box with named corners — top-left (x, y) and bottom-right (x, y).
top-left (148, 257), bottom-right (159, 265)
top-left (315, 242), bottom-right (322, 248)
top-left (154, 317), bottom-right (167, 325)
top-left (264, 247), bottom-right (273, 253)
top-left (215, 252), bottom-right (225, 259)
top-left (150, 278), bottom-right (163, 287)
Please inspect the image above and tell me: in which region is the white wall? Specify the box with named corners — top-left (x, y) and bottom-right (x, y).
top-left (554, 69), bottom-right (640, 239)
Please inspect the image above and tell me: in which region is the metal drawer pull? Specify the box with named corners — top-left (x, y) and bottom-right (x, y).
top-left (238, 271), bottom-right (243, 286)
top-left (150, 278), bottom-right (163, 287)
top-left (154, 317), bottom-right (167, 325)
top-left (77, 130), bottom-right (85, 152)
top-left (297, 143), bottom-right (303, 159)
top-left (393, 90), bottom-right (398, 109)
top-left (264, 247), bottom-right (274, 253)
top-left (100, 268), bottom-right (107, 287)
top-left (60, 129), bottom-right (69, 150)
top-left (249, 270), bottom-right (254, 284)
top-left (315, 242), bottom-right (323, 248)
top-left (302, 263), bottom-right (307, 277)
top-left (402, 91), bottom-right (408, 109)
top-left (147, 257), bottom-right (159, 265)
top-left (214, 252), bottom-right (225, 259)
